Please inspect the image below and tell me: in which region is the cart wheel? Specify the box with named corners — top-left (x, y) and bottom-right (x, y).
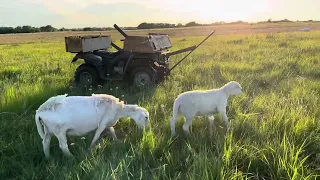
top-left (75, 65), bottom-right (100, 88)
top-left (131, 67), bottom-right (156, 88)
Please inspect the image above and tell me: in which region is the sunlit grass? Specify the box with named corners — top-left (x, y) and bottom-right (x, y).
top-left (0, 30), bottom-right (320, 179)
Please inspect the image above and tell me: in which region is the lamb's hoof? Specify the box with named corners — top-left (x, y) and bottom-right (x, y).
top-left (65, 156), bottom-right (74, 160)
top-left (185, 133), bottom-right (192, 139)
top-left (85, 151), bottom-right (90, 157)
top-left (65, 153), bottom-right (74, 158)
top-left (114, 139), bottom-right (122, 143)
top-left (225, 128), bottom-right (230, 135)
top-left (170, 134), bottom-right (175, 138)
top-left (209, 132), bottom-right (213, 137)
top-left (45, 156), bottom-right (51, 160)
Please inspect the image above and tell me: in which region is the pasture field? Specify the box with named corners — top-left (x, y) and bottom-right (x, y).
top-left (0, 23), bottom-right (320, 179)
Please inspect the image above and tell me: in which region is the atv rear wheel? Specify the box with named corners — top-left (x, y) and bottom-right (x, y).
top-left (75, 65), bottom-right (100, 88)
top-left (131, 67), bottom-right (156, 88)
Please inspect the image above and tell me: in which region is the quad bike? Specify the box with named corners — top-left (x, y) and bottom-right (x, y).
top-left (65, 24), bottom-right (215, 88)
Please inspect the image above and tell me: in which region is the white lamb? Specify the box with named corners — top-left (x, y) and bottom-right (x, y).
top-left (170, 81), bottom-right (242, 137)
top-left (35, 93), bottom-right (149, 159)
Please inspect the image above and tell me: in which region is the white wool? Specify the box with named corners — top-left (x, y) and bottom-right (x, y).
top-left (36, 94), bottom-right (68, 112)
top-left (170, 81), bottom-right (242, 137)
top-left (35, 93), bottom-right (149, 159)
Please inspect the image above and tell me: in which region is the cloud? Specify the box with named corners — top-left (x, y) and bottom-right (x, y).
top-left (19, 0), bottom-right (189, 11)
top-left (13, 0), bottom-right (194, 28)
top-left (41, 2), bottom-right (194, 28)
top-left (0, 0), bottom-right (63, 27)
top-left (2, 0), bottom-right (320, 28)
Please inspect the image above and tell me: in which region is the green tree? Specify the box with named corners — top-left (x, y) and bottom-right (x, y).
top-left (185, 21), bottom-right (198, 27)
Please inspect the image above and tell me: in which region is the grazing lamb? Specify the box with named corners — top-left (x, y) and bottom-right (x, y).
top-left (35, 93), bottom-right (149, 159)
top-left (170, 81), bottom-right (242, 137)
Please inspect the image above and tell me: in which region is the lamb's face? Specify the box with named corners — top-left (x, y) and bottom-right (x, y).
top-left (131, 108), bottom-right (149, 130)
top-left (227, 81), bottom-right (242, 95)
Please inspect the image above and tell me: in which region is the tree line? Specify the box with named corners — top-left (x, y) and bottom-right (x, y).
top-left (137, 21), bottom-right (214, 29)
top-left (0, 21), bottom-right (230, 34)
top-left (0, 19), bottom-right (317, 34)
top-left (0, 25), bottom-right (57, 34)
top-left (0, 25), bottom-right (114, 34)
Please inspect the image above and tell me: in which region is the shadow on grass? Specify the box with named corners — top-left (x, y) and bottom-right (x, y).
top-left (0, 78), bottom-right (163, 179)
top-left (0, 76), bottom-right (234, 179)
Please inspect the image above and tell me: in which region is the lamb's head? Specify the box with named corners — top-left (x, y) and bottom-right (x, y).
top-left (222, 81), bottom-right (242, 95)
top-left (125, 105), bottom-right (150, 130)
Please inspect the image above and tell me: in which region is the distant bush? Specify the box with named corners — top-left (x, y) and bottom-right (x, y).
top-left (137, 22), bottom-right (176, 29)
top-left (136, 21), bottom-right (208, 29)
top-left (185, 21), bottom-right (199, 27)
top-left (0, 25), bottom-right (56, 34)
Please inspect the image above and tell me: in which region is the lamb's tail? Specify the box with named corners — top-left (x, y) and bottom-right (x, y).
top-left (171, 98), bottom-right (181, 120)
top-left (35, 111), bottom-right (45, 139)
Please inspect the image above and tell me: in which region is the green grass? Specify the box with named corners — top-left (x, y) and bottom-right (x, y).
top-left (1, 30), bottom-right (320, 179)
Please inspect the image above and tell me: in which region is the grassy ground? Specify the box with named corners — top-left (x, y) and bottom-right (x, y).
top-left (0, 26), bottom-right (320, 179)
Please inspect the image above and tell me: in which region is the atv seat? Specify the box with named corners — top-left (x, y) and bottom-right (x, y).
top-left (94, 50), bottom-right (120, 60)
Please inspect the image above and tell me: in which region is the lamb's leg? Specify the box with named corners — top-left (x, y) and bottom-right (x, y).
top-left (42, 133), bottom-right (51, 159)
top-left (219, 109), bottom-right (230, 134)
top-left (42, 125), bottom-right (51, 159)
top-left (56, 130), bottom-right (73, 158)
top-left (170, 117), bottom-right (177, 138)
top-left (108, 126), bottom-right (120, 142)
top-left (182, 117), bottom-right (193, 137)
top-left (89, 124), bottom-right (107, 150)
top-left (207, 115), bottom-right (215, 137)
top-left (222, 114), bottom-right (230, 134)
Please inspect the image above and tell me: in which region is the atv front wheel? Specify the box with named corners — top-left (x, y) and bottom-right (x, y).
top-left (131, 67), bottom-right (156, 88)
top-left (74, 65), bottom-right (100, 88)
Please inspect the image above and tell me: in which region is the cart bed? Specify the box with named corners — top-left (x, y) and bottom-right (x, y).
top-left (65, 35), bottom-right (112, 53)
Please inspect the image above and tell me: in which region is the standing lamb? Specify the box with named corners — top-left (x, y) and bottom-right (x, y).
top-left (170, 81), bottom-right (242, 137)
top-left (35, 93), bottom-right (149, 159)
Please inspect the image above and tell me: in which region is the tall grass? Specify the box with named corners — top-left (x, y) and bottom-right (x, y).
top-left (0, 30), bottom-right (320, 179)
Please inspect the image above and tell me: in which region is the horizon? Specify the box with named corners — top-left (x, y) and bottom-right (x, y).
top-left (1, 0), bottom-right (320, 29)
top-left (1, 18), bottom-right (319, 29)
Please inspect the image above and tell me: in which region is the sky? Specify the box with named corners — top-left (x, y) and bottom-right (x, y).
top-left (0, 0), bottom-right (319, 28)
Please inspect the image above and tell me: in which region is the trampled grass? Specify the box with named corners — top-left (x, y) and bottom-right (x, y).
top-left (0, 28), bottom-right (320, 179)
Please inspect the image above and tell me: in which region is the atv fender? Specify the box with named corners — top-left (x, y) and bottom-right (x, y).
top-left (123, 53), bottom-right (152, 75)
top-left (72, 53), bottom-right (103, 66)
top-left (72, 53), bottom-right (107, 79)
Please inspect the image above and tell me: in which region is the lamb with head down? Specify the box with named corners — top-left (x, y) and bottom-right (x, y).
top-left (170, 81), bottom-right (242, 137)
top-left (35, 93), bottom-right (149, 159)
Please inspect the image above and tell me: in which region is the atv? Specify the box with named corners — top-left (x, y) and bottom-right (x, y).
top-left (64, 24), bottom-right (214, 88)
